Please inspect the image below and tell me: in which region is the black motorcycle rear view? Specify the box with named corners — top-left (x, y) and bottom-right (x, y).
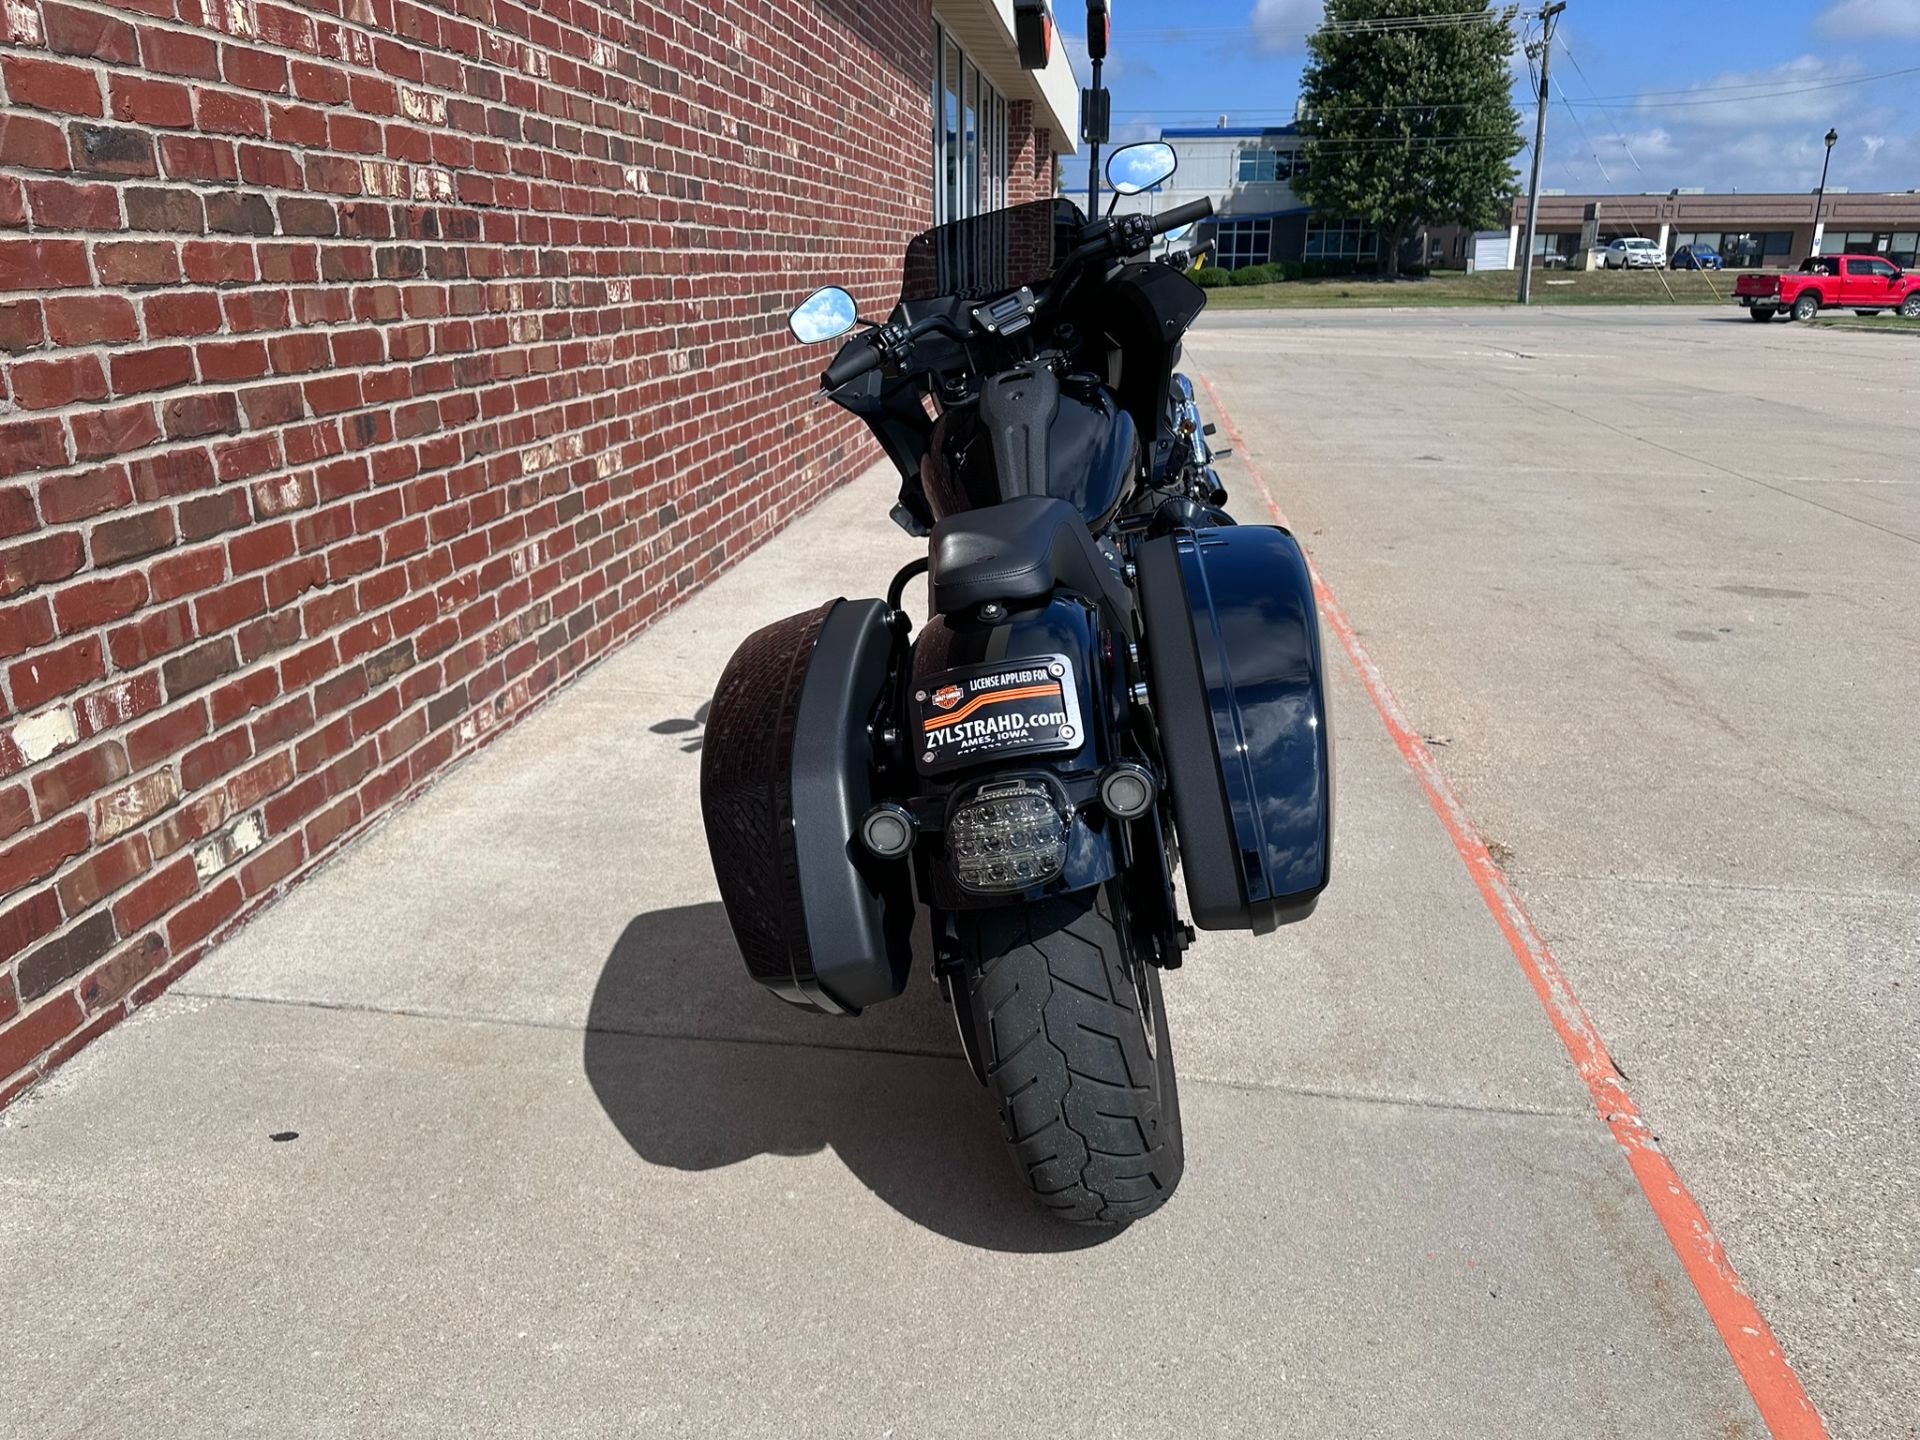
top-left (697, 2), bottom-right (1333, 1226)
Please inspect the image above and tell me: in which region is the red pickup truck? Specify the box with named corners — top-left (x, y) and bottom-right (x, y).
top-left (1736, 254), bottom-right (1920, 322)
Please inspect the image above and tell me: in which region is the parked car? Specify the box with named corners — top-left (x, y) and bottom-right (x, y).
top-left (1601, 237), bottom-right (1665, 269)
top-left (1670, 243), bottom-right (1723, 270)
top-left (1735, 254), bottom-right (1920, 322)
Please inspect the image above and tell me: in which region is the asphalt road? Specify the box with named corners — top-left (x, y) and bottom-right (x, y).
top-left (0, 305), bottom-right (1907, 1438)
top-left (1191, 305), bottom-right (1919, 1440)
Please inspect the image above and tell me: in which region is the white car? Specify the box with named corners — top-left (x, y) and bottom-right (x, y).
top-left (1602, 237), bottom-right (1666, 270)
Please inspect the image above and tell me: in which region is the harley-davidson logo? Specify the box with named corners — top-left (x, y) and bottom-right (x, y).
top-left (932, 684), bottom-right (964, 711)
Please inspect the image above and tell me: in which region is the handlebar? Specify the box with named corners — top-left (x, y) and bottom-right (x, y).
top-left (1152, 197), bottom-right (1214, 236)
top-left (823, 332), bottom-right (884, 389)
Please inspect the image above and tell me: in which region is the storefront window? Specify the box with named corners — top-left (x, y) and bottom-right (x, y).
top-left (1306, 218), bottom-right (1378, 260)
top-left (932, 24), bottom-right (1008, 228)
top-left (1892, 232), bottom-right (1918, 267)
top-left (1215, 219), bottom-right (1272, 269)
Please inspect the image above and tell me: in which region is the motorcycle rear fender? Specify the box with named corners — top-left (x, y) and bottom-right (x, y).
top-left (908, 596), bottom-right (1123, 909)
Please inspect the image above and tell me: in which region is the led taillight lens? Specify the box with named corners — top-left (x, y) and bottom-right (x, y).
top-left (947, 777), bottom-right (1069, 894)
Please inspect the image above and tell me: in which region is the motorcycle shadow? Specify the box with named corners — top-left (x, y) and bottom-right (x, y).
top-left (582, 902), bottom-right (1112, 1253)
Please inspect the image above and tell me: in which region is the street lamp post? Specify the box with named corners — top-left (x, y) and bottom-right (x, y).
top-left (1812, 128), bottom-right (1838, 255)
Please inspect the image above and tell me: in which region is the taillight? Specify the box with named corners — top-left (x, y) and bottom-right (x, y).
top-left (947, 775), bottom-right (1070, 893)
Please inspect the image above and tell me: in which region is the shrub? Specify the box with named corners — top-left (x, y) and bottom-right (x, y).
top-left (1228, 263), bottom-right (1285, 286)
top-left (1192, 266), bottom-right (1233, 288)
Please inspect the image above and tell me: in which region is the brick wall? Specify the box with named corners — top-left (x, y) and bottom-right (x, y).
top-left (0, 0), bottom-right (1054, 1104)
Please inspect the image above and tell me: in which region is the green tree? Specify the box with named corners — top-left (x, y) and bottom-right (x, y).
top-left (1294, 0), bottom-right (1523, 276)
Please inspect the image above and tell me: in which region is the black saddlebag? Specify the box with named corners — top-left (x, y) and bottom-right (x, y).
top-left (1136, 527), bottom-right (1333, 934)
top-left (699, 598), bottom-right (913, 1014)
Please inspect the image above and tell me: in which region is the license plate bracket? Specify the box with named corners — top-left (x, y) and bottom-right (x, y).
top-left (912, 655), bottom-right (1082, 775)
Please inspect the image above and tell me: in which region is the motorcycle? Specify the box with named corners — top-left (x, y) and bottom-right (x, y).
top-left (697, 133), bottom-right (1333, 1226)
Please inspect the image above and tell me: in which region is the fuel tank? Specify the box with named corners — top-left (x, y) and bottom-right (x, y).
top-left (921, 375), bottom-right (1138, 533)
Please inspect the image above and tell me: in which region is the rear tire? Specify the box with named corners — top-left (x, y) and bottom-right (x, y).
top-left (1901, 294), bottom-right (1920, 320)
top-left (1792, 293), bottom-right (1821, 322)
top-left (1747, 308), bottom-right (1776, 322)
top-left (959, 889), bottom-right (1183, 1225)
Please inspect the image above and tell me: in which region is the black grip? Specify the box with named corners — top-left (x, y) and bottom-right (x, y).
top-left (1152, 198), bottom-right (1214, 235)
top-left (823, 333), bottom-right (883, 389)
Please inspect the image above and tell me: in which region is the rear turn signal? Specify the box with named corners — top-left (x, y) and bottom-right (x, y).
top-left (1098, 763), bottom-right (1157, 820)
top-left (948, 776), bottom-right (1069, 893)
top-left (859, 803), bottom-right (917, 859)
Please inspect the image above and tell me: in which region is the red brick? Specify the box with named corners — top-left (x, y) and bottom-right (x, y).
top-left (69, 123), bottom-right (157, 177)
top-left (163, 392), bottom-right (240, 441)
top-left (67, 405), bottom-right (160, 462)
top-left (0, 239), bottom-right (90, 290)
top-left (41, 3), bottom-right (140, 64)
top-left (161, 634), bottom-right (236, 698)
top-left (0, 419), bottom-right (68, 478)
top-left (105, 600), bottom-right (191, 670)
top-left (10, 353), bottom-right (107, 409)
top-left (144, 786), bottom-right (220, 857)
top-left (148, 544), bottom-right (225, 601)
top-left (196, 89), bottom-right (267, 137)
top-left (3, 57), bottom-right (105, 117)
top-left (239, 829), bottom-right (303, 896)
top-left (158, 134), bottom-right (238, 183)
top-left (181, 723), bottom-right (250, 788)
top-left (0, 990), bottom-right (82, 1081)
top-left (0, 813), bottom-right (88, 894)
top-left (94, 240), bottom-right (179, 286)
top-left (141, 27), bottom-right (220, 81)
top-left (111, 853), bottom-right (198, 936)
top-left (43, 294), bottom-right (137, 346)
top-left (111, 75), bottom-right (195, 129)
top-left (222, 45), bottom-right (289, 95)
top-left (125, 698), bottom-right (206, 770)
top-left (0, 597), bottom-right (55, 662)
top-left (52, 572), bottom-right (148, 632)
top-left (110, 344), bottom-right (195, 395)
top-left (39, 462), bottom-right (132, 529)
top-left (0, 784), bottom-right (32, 843)
top-left (128, 445), bottom-right (214, 501)
top-left (0, 532), bottom-right (85, 598)
top-left (0, 486), bottom-right (32, 539)
top-left (29, 739), bottom-right (128, 814)
top-left (55, 830), bottom-right (150, 912)
top-left (89, 507), bottom-right (174, 565)
top-left (9, 634), bottom-right (105, 708)
top-left (165, 874), bottom-right (242, 950)
top-left (93, 766), bottom-right (180, 841)
top-left (123, 185), bottom-right (205, 232)
top-left (79, 932), bottom-right (169, 1011)
top-left (0, 300), bottom-right (46, 354)
top-left (25, 178), bottom-right (120, 231)
top-left (1, 888), bottom-right (64, 967)
top-left (16, 910), bottom-right (118, 1001)
top-left (195, 338), bottom-right (270, 385)
top-left (178, 488), bottom-right (249, 540)
top-left (143, 291), bottom-right (222, 338)
top-left (0, 113), bottom-right (75, 171)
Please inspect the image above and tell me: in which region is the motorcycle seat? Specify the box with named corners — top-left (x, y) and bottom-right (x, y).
top-left (928, 496), bottom-right (1126, 616)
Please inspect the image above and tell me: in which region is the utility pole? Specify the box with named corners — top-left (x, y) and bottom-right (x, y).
top-left (1517, 1), bottom-right (1566, 305)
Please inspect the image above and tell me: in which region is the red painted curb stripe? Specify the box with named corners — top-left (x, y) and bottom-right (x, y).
top-left (1197, 371), bottom-right (1827, 1440)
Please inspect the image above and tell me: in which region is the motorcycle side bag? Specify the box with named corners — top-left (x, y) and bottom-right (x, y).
top-left (699, 598), bottom-right (913, 1014)
top-left (1136, 527), bottom-right (1333, 934)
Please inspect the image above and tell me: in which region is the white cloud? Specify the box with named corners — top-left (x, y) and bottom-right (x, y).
top-left (1638, 55), bottom-right (1865, 131)
top-left (1816, 0), bottom-right (1920, 39)
top-left (1250, 0), bottom-right (1325, 56)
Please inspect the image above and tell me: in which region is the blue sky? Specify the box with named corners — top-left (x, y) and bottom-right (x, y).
top-left (1063, 0), bottom-right (1920, 195)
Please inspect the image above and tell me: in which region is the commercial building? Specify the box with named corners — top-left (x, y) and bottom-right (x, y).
top-left (1485, 190), bottom-right (1920, 270)
top-left (0, 1), bottom-right (1074, 1101)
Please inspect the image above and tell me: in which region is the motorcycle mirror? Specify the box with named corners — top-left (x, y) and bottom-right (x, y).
top-left (788, 286), bottom-right (859, 344)
top-left (1106, 141), bottom-right (1176, 196)
top-left (1162, 223), bottom-right (1194, 243)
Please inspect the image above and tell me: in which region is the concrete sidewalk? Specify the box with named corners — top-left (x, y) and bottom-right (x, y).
top-left (0, 462), bottom-right (1762, 1437)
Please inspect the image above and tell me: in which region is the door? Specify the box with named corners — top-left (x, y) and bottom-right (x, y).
top-left (1847, 257), bottom-right (1899, 306)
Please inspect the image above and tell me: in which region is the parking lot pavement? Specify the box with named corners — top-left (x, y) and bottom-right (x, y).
top-left (0, 451), bottom-right (1770, 1437)
top-left (1190, 304), bottom-right (1919, 1440)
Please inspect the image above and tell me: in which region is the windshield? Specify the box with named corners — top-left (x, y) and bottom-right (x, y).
top-left (899, 199), bottom-right (1084, 303)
